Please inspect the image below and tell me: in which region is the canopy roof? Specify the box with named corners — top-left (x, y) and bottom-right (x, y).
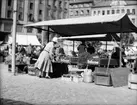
top-left (24, 13), bottom-right (137, 36)
top-left (58, 33), bottom-right (120, 41)
top-left (8, 34), bottom-right (41, 45)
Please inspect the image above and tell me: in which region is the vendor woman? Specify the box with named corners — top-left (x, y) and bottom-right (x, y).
top-left (111, 47), bottom-right (126, 67)
top-left (35, 37), bottom-right (59, 78)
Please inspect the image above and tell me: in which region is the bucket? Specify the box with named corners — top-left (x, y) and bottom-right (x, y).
top-left (128, 73), bottom-right (137, 83)
top-left (128, 82), bottom-right (137, 90)
top-left (73, 76), bottom-right (83, 83)
top-left (128, 73), bottom-right (137, 90)
top-left (83, 69), bottom-right (93, 83)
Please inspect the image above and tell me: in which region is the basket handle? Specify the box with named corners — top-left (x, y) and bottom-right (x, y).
top-left (106, 53), bottom-right (112, 75)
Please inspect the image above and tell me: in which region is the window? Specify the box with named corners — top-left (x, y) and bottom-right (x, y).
top-left (58, 11), bottom-right (62, 19)
top-left (112, 10), bottom-right (115, 14)
top-left (38, 18), bottom-right (42, 21)
top-left (79, 4), bottom-right (83, 8)
top-left (84, 3), bottom-right (90, 7)
top-left (64, 2), bottom-right (67, 8)
top-left (102, 10), bottom-right (105, 15)
top-left (4, 23), bottom-right (12, 31)
top-left (17, 0), bottom-right (24, 21)
top-left (93, 11), bottom-right (96, 15)
top-left (121, 9), bottom-right (125, 13)
top-left (70, 11), bottom-right (73, 16)
top-left (18, 0), bottom-right (24, 8)
top-left (39, 0), bottom-right (43, 4)
top-left (37, 27), bottom-right (42, 33)
top-left (7, 10), bottom-right (12, 18)
top-left (98, 11), bottom-right (101, 15)
top-left (19, 7), bottom-right (23, 12)
top-left (75, 11), bottom-right (78, 16)
top-left (18, 12), bottom-right (23, 20)
top-left (132, 9), bottom-right (135, 15)
top-left (80, 10), bottom-right (84, 15)
top-left (17, 25), bottom-right (23, 32)
top-left (39, 10), bottom-right (42, 15)
top-left (53, 0), bottom-right (56, 6)
top-left (30, 3), bottom-right (33, 9)
top-left (107, 10), bottom-right (110, 14)
top-left (47, 5), bottom-right (51, 9)
top-left (132, 18), bottom-right (135, 24)
top-left (64, 11), bottom-right (68, 19)
top-left (86, 10), bottom-right (90, 15)
top-left (74, 5), bottom-right (78, 8)
top-left (7, 0), bottom-right (12, 6)
top-left (27, 27), bottom-right (33, 33)
top-left (28, 14), bottom-right (34, 22)
top-left (116, 9), bottom-right (120, 14)
top-left (59, 1), bottom-right (62, 7)
top-left (127, 9), bottom-right (130, 15)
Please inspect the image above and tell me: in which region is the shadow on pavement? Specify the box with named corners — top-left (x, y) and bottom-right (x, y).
top-left (0, 98), bottom-right (35, 105)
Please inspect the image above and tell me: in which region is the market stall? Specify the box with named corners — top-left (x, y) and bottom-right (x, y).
top-left (24, 13), bottom-right (137, 66)
top-left (24, 13), bottom-right (137, 87)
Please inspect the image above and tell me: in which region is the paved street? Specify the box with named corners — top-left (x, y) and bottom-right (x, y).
top-left (0, 63), bottom-right (137, 105)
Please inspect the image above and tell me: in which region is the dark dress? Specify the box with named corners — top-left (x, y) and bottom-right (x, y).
top-left (111, 47), bottom-right (126, 67)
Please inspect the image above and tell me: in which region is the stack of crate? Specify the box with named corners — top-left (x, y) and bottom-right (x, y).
top-left (94, 58), bottom-right (118, 86)
top-left (94, 67), bottom-right (112, 86)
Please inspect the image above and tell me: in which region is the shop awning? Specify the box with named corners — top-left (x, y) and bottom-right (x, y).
top-left (8, 34), bottom-right (41, 45)
top-left (24, 13), bottom-right (137, 36)
top-left (58, 33), bottom-right (120, 41)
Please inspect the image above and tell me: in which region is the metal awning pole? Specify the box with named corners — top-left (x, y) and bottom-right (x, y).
top-left (12, 0), bottom-right (17, 75)
top-left (47, 26), bottom-right (49, 42)
top-left (106, 41), bottom-right (107, 51)
top-left (119, 20), bottom-right (123, 68)
top-left (73, 41), bottom-right (74, 51)
top-left (119, 34), bottom-right (122, 67)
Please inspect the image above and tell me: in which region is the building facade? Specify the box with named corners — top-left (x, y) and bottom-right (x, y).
top-left (69, 0), bottom-right (94, 18)
top-left (0, 0), bottom-right (69, 45)
top-left (69, 0), bottom-right (137, 27)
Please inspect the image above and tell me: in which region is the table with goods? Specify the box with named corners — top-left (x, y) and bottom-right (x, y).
top-left (58, 54), bottom-right (136, 89)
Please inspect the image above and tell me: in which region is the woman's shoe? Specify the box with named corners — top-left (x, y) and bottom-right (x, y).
top-left (45, 76), bottom-right (51, 79)
top-left (35, 68), bottom-right (42, 78)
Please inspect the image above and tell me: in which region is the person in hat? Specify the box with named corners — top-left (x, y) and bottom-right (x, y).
top-left (35, 37), bottom-right (59, 78)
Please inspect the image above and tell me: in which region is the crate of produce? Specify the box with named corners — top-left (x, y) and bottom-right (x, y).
top-left (61, 74), bottom-right (73, 82)
top-left (69, 57), bottom-right (78, 64)
top-left (72, 75), bottom-right (83, 83)
top-left (28, 65), bottom-right (36, 76)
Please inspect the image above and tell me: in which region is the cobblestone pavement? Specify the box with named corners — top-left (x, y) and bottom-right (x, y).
top-left (0, 63), bottom-right (137, 105)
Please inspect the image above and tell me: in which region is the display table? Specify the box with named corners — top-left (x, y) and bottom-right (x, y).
top-left (8, 63), bottom-right (27, 73)
top-left (51, 62), bottom-right (69, 78)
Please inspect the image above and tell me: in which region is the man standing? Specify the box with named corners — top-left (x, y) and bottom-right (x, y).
top-left (77, 41), bottom-right (86, 55)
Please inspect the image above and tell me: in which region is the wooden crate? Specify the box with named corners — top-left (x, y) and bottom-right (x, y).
top-left (110, 67), bottom-right (130, 87)
top-left (28, 65), bottom-right (36, 76)
top-left (94, 67), bottom-right (110, 76)
top-left (94, 75), bottom-right (112, 86)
